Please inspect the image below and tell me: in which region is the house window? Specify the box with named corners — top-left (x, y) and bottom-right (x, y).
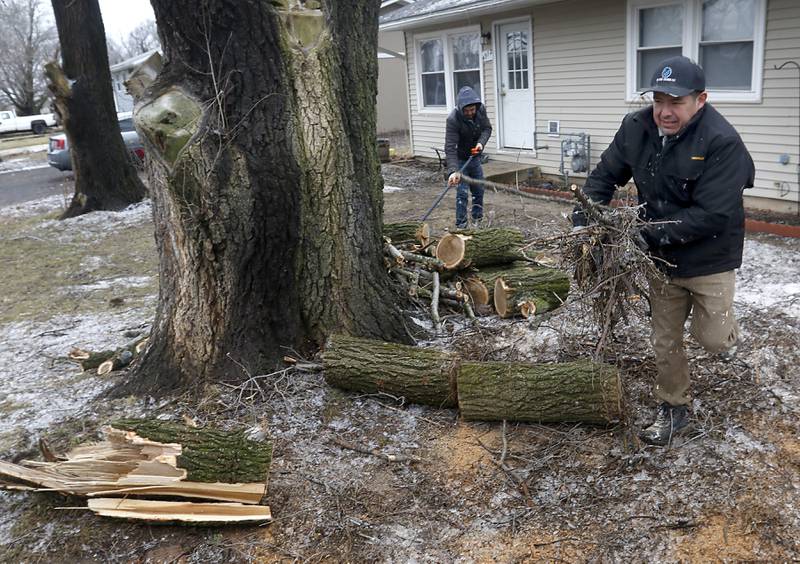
top-left (415, 27), bottom-right (483, 111)
top-left (419, 38), bottom-right (446, 107)
top-left (451, 33), bottom-right (481, 104)
top-left (627, 0), bottom-right (765, 102)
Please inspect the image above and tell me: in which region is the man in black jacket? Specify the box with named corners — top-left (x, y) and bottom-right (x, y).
top-left (573, 56), bottom-right (755, 446)
top-left (445, 86), bottom-right (492, 228)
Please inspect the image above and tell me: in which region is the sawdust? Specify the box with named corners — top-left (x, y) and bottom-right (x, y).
top-left (431, 423), bottom-right (495, 477)
top-left (672, 512), bottom-right (786, 561)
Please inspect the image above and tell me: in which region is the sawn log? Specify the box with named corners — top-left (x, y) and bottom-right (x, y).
top-left (383, 222), bottom-right (431, 248)
top-left (436, 228), bottom-right (525, 270)
top-left (493, 266), bottom-right (570, 318)
top-left (322, 334), bottom-right (458, 408)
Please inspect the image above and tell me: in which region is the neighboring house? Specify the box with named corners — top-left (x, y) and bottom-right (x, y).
top-left (381, 0), bottom-right (800, 212)
top-left (378, 0), bottom-right (414, 134)
top-left (109, 50), bottom-right (160, 113)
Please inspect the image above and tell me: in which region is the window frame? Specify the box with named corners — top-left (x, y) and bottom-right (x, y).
top-left (413, 25), bottom-right (484, 114)
top-left (626, 0), bottom-right (766, 103)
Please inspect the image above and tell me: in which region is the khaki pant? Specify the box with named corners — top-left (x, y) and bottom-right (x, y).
top-left (649, 270), bottom-right (738, 406)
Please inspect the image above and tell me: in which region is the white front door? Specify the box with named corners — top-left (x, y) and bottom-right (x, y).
top-left (497, 21), bottom-right (534, 150)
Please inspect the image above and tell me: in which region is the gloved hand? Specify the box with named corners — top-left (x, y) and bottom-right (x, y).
top-left (470, 143), bottom-right (483, 156)
top-left (448, 172), bottom-right (461, 186)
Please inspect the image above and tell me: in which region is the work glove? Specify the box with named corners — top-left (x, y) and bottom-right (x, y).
top-left (470, 143), bottom-right (483, 156)
top-left (448, 172), bottom-right (461, 186)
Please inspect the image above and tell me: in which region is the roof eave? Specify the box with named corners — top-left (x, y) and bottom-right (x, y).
top-left (379, 0), bottom-right (564, 31)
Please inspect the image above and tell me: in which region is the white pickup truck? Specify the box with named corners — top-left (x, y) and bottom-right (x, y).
top-left (0, 109), bottom-right (57, 135)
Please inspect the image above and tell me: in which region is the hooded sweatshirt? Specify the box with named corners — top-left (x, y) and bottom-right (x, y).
top-left (444, 86), bottom-right (492, 175)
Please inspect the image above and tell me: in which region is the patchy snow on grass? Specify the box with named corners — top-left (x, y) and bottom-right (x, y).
top-left (0, 307), bottom-right (153, 439)
top-left (383, 185), bottom-right (404, 193)
top-left (738, 237), bottom-right (800, 318)
top-left (0, 194), bottom-right (66, 219)
top-left (61, 276), bottom-right (152, 295)
top-left (37, 200), bottom-right (153, 243)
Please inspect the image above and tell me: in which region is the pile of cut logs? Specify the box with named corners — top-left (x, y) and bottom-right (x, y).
top-left (0, 420), bottom-right (272, 524)
top-left (383, 222), bottom-right (569, 325)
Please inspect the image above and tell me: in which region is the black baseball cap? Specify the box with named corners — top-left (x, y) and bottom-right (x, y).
top-left (641, 56), bottom-right (706, 97)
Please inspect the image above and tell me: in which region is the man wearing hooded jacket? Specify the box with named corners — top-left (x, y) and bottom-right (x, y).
top-left (445, 86), bottom-right (492, 228)
top-left (573, 56), bottom-right (755, 446)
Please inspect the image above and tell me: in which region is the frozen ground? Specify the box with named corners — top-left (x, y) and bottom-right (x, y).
top-left (0, 164), bottom-right (797, 562)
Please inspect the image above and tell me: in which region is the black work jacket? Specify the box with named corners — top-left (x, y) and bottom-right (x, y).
top-left (444, 106), bottom-right (492, 175)
top-left (575, 104), bottom-right (755, 278)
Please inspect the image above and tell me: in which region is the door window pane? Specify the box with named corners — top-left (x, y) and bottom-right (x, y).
top-left (505, 30), bottom-right (529, 91)
top-left (639, 5), bottom-right (683, 47)
top-left (702, 0), bottom-right (755, 41)
top-left (700, 42), bottom-right (753, 88)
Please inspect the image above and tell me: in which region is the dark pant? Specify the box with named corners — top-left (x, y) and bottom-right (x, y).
top-left (456, 158), bottom-right (484, 228)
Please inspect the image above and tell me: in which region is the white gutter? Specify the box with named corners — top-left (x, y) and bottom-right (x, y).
top-left (378, 46), bottom-right (406, 59)
top-left (380, 0), bottom-right (564, 31)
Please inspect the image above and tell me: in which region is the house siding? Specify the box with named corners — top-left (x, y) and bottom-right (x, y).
top-left (402, 0), bottom-right (800, 211)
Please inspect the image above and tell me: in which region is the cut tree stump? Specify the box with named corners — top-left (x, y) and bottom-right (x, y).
top-left (384, 222), bottom-right (431, 248)
top-left (457, 360), bottom-right (622, 424)
top-left (493, 266), bottom-right (570, 318)
top-left (322, 334), bottom-right (458, 408)
top-left (436, 228), bottom-right (525, 270)
top-left (87, 498), bottom-right (272, 525)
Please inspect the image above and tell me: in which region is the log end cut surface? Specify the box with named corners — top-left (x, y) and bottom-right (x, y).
top-left (435, 234), bottom-right (467, 269)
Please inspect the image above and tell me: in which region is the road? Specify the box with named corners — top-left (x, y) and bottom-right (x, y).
top-left (0, 157), bottom-right (72, 207)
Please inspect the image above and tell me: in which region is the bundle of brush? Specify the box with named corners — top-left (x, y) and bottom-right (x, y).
top-left (564, 185), bottom-right (667, 352)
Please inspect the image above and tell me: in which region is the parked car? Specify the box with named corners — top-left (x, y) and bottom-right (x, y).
top-left (0, 109), bottom-right (56, 135)
top-left (47, 113), bottom-right (144, 172)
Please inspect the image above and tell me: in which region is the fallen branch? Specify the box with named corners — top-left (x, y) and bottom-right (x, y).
top-left (330, 436), bottom-right (422, 464)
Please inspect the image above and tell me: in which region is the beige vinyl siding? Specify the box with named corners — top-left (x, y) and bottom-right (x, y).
top-left (402, 0), bottom-right (800, 210)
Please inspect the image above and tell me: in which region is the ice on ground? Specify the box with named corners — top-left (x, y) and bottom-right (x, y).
top-left (383, 185), bottom-right (404, 193)
top-left (738, 238), bottom-right (800, 318)
top-left (0, 305), bottom-right (154, 440)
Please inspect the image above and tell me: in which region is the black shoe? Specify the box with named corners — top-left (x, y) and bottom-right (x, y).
top-left (717, 343), bottom-right (738, 363)
top-left (639, 402), bottom-right (690, 446)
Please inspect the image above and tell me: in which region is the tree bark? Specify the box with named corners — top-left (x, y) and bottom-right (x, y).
top-left (457, 361), bottom-right (622, 424)
top-left (322, 334), bottom-right (458, 408)
top-left (493, 266), bottom-right (570, 318)
top-left (47, 0), bottom-right (145, 219)
top-left (436, 228), bottom-right (525, 269)
top-left (112, 419), bottom-right (272, 484)
top-left (129, 0), bottom-right (409, 392)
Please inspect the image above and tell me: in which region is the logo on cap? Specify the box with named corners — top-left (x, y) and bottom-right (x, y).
top-left (661, 66), bottom-right (673, 79)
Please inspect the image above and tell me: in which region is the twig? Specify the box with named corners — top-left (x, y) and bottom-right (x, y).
top-left (330, 436), bottom-right (423, 463)
top-left (431, 271), bottom-right (441, 332)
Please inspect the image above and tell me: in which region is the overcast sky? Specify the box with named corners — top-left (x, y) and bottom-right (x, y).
top-left (97, 0), bottom-right (156, 41)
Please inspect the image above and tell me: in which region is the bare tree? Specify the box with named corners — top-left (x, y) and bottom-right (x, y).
top-left (120, 18), bottom-right (159, 59)
top-left (46, 0), bottom-right (145, 218)
top-left (0, 0), bottom-right (58, 115)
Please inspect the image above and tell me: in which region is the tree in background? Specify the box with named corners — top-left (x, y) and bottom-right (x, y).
top-left (130, 0), bottom-right (409, 392)
top-left (47, 0), bottom-right (145, 218)
top-left (0, 0), bottom-right (58, 115)
top-left (107, 19), bottom-right (160, 65)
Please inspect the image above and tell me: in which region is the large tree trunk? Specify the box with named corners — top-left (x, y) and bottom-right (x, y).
top-left (130, 0), bottom-right (408, 392)
top-left (47, 0), bottom-right (145, 219)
